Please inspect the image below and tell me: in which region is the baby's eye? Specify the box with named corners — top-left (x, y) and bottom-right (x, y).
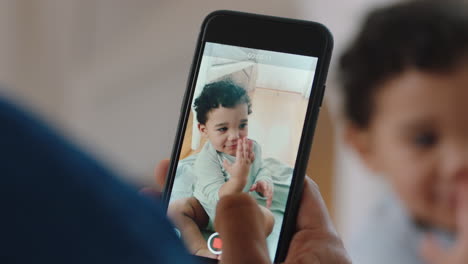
top-left (217, 127), bottom-right (228, 132)
top-left (412, 131), bottom-right (438, 149)
top-left (240, 123), bottom-right (248, 129)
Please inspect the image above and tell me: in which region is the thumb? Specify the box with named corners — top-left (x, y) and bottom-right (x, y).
top-left (285, 178), bottom-right (344, 263)
top-left (141, 159), bottom-right (170, 198)
top-left (154, 159), bottom-right (170, 189)
top-left (249, 183), bottom-right (257, 192)
top-left (420, 234), bottom-right (445, 264)
top-left (215, 193), bottom-right (270, 264)
top-left (266, 195), bottom-right (273, 209)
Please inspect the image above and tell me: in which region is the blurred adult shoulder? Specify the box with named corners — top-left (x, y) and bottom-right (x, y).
top-left (0, 96), bottom-right (195, 264)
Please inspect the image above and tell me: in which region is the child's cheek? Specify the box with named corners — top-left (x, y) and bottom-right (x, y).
top-left (240, 130), bottom-right (248, 138)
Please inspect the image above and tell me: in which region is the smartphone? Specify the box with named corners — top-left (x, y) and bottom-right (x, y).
top-left (163, 10), bottom-right (333, 263)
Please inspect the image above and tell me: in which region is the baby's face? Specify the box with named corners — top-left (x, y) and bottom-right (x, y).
top-left (351, 63), bottom-right (468, 230)
top-left (199, 103), bottom-right (249, 156)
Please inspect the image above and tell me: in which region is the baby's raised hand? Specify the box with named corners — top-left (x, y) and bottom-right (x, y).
top-left (222, 138), bottom-right (255, 186)
top-left (250, 181), bottom-right (274, 208)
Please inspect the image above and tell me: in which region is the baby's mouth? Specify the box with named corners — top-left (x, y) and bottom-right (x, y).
top-left (225, 143), bottom-right (237, 150)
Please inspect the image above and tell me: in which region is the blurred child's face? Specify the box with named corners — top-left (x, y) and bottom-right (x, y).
top-left (347, 62), bottom-right (468, 230)
top-left (199, 103), bottom-right (249, 156)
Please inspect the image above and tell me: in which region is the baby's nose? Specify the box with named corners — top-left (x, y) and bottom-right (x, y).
top-left (228, 129), bottom-right (240, 140)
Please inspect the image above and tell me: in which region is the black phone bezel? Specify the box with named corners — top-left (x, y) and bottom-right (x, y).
top-left (163, 10), bottom-right (333, 263)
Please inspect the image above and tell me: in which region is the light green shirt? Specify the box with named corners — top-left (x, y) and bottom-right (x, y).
top-left (193, 140), bottom-right (272, 223)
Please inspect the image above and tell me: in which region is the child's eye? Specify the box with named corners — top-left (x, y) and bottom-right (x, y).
top-left (240, 123), bottom-right (248, 129)
top-left (217, 127), bottom-right (228, 132)
top-left (412, 131), bottom-right (438, 149)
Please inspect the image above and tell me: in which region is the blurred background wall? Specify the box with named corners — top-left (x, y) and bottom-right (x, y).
top-left (0, 0), bottom-right (397, 248)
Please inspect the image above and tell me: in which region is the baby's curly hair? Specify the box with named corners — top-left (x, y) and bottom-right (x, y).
top-left (339, 0), bottom-right (468, 128)
top-left (194, 79), bottom-right (252, 125)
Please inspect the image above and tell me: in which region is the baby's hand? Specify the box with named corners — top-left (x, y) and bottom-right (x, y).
top-left (223, 138), bottom-right (255, 186)
top-left (250, 180), bottom-right (274, 208)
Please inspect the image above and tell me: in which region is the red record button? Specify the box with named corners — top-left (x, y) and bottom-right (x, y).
top-left (207, 232), bottom-right (222, 255)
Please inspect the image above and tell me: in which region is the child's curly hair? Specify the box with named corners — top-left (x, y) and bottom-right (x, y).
top-left (339, 0), bottom-right (468, 128)
top-left (194, 79), bottom-right (252, 125)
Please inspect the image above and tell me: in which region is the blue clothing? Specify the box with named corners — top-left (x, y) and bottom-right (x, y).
top-left (0, 97), bottom-right (196, 264)
top-left (348, 189), bottom-right (454, 264)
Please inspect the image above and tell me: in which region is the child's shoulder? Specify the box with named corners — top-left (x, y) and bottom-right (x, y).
top-left (250, 139), bottom-right (262, 153)
top-left (196, 141), bottom-right (216, 157)
top-left (194, 141), bottom-right (221, 165)
top-left (349, 192), bottom-right (422, 264)
top-left (250, 139), bottom-right (259, 145)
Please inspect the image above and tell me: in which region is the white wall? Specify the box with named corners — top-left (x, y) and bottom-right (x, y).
top-left (256, 64), bottom-right (314, 96)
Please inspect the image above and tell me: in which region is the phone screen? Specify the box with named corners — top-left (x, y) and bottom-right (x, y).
top-left (167, 41), bottom-right (318, 261)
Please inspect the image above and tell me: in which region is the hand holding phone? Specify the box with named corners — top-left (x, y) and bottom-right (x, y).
top-left (215, 179), bottom-right (352, 264)
top-left (153, 160), bottom-right (352, 264)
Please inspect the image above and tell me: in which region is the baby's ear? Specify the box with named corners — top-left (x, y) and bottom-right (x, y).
top-left (344, 122), bottom-right (379, 172)
top-left (198, 123), bottom-right (208, 136)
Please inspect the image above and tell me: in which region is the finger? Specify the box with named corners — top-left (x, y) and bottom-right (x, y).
top-left (261, 182), bottom-right (268, 194)
top-left (262, 185), bottom-right (268, 193)
top-left (143, 159), bottom-right (170, 199)
top-left (250, 150), bottom-right (255, 163)
top-left (237, 138), bottom-right (243, 161)
top-left (248, 139), bottom-right (254, 161)
top-left (296, 177), bottom-right (335, 232)
top-left (284, 177), bottom-right (339, 263)
top-left (266, 192), bottom-right (273, 209)
top-left (266, 184), bottom-right (273, 208)
top-left (215, 193), bottom-right (270, 264)
top-left (246, 138), bottom-right (252, 161)
top-left (243, 138), bottom-right (249, 162)
top-left (249, 183), bottom-right (257, 192)
top-left (154, 159), bottom-right (170, 189)
top-left (139, 187), bottom-right (162, 198)
top-left (284, 178), bottom-right (351, 264)
top-left (420, 234), bottom-right (445, 264)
